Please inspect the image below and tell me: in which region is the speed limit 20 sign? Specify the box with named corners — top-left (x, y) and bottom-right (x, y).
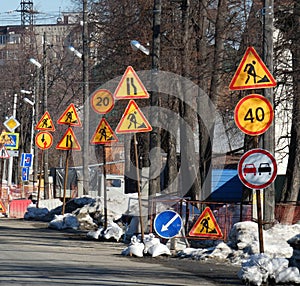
top-left (234, 94), bottom-right (274, 136)
top-left (90, 89), bottom-right (114, 114)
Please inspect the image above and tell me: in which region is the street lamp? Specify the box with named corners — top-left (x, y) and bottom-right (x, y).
top-left (130, 40), bottom-right (150, 55)
top-left (68, 46), bottom-right (83, 59)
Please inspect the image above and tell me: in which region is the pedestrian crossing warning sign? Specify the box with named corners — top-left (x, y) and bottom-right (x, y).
top-left (35, 111), bottom-right (55, 131)
top-left (114, 66), bottom-right (149, 99)
top-left (90, 118), bottom-right (118, 145)
top-left (56, 127), bottom-right (81, 151)
top-left (115, 100), bottom-right (152, 134)
top-left (0, 146), bottom-right (10, 159)
top-left (0, 200), bottom-right (6, 213)
top-left (229, 46), bottom-right (277, 90)
top-left (57, 103), bottom-right (82, 127)
top-left (189, 207), bottom-right (223, 239)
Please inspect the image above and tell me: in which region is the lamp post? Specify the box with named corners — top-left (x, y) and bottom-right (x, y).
top-left (29, 57), bottom-right (41, 195)
top-left (82, 0), bottom-right (90, 196)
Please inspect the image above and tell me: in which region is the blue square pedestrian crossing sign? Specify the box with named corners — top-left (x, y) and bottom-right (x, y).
top-left (20, 153), bottom-right (33, 168)
top-left (22, 167), bottom-right (29, 181)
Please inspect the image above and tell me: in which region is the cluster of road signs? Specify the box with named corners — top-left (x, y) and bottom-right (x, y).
top-left (154, 207), bottom-right (223, 240)
top-left (230, 47), bottom-right (278, 189)
top-left (32, 65), bottom-right (152, 152)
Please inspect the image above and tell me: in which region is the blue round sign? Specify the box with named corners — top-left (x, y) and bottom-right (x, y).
top-left (154, 210), bottom-right (183, 239)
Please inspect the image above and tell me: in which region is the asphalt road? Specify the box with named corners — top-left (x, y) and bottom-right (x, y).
top-left (0, 219), bottom-right (243, 285)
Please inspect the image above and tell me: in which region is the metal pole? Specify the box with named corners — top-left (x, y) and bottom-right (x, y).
top-left (149, 0), bottom-right (161, 221)
top-left (256, 189), bottom-right (264, 253)
top-left (7, 93), bottom-right (18, 187)
top-left (33, 67), bottom-right (40, 193)
top-left (82, 0), bottom-right (90, 196)
top-left (43, 32), bottom-right (49, 199)
top-left (103, 145), bottom-right (107, 230)
top-left (134, 133), bottom-right (144, 241)
top-left (262, 0), bottom-right (275, 228)
top-left (62, 149), bottom-right (70, 215)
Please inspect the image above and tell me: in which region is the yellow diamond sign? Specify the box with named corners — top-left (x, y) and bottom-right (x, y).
top-left (4, 116), bottom-right (20, 132)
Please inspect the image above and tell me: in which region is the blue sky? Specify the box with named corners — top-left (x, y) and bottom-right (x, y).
top-left (0, 0), bottom-right (75, 25)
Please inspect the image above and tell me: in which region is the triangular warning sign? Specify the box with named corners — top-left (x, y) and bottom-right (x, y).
top-left (229, 46), bottom-right (277, 90)
top-left (56, 127), bottom-right (81, 151)
top-left (114, 66), bottom-right (149, 99)
top-left (0, 200), bottom-right (7, 213)
top-left (115, 100), bottom-right (152, 134)
top-left (35, 111), bottom-right (55, 131)
top-left (0, 146), bottom-right (10, 159)
top-left (189, 207), bottom-right (223, 239)
top-left (57, 103), bottom-right (82, 127)
top-left (90, 118), bottom-right (118, 145)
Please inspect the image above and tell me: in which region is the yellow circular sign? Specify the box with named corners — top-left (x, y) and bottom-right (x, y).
top-left (35, 131), bottom-right (53, 150)
top-left (90, 89), bottom-right (114, 114)
top-left (234, 94), bottom-right (274, 136)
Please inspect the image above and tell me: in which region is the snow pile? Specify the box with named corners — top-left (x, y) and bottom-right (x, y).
top-left (48, 213), bottom-right (79, 230)
top-left (178, 221), bottom-right (300, 285)
top-left (238, 254), bottom-right (300, 285)
top-left (122, 233), bottom-right (171, 258)
top-left (87, 222), bottom-right (124, 242)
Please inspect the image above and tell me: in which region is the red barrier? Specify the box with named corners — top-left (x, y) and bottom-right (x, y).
top-left (9, 199), bottom-right (32, 218)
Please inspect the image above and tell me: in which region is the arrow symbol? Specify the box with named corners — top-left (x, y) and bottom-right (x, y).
top-left (161, 213), bottom-right (180, 232)
top-left (41, 134), bottom-right (45, 142)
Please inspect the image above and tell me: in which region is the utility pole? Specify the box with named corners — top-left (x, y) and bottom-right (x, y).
top-left (262, 0), bottom-right (275, 229)
top-left (43, 32), bottom-right (49, 199)
top-left (149, 0), bottom-right (162, 217)
top-left (82, 0), bottom-right (90, 195)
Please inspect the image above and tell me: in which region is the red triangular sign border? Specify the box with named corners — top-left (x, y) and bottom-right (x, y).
top-left (114, 66), bottom-right (149, 99)
top-left (90, 118), bottom-right (118, 145)
top-left (189, 207), bottom-right (223, 239)
top-left (229, 46), bottom-right (277, 90)
top-left (56, 127), bottom-right (81, 151)
top-left (57, 103), bottom-right (82, 127)
top-left (115, 100), bottom-right (152, 134)
top-left (35, 111), bottom-right (56, 131)
top-left (0, 146), bottom-right (10, 159)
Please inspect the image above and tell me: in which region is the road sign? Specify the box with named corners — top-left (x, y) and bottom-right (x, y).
top-left (154, 210), bottom-right (183, 239)
top-left (21, 167), bottom-right (29, 181)
top-left (20, 153), bottom-right (33, 167)
top-left (114, 66), bottom-right (149, 99)
top-left (4, 132), bottom-right (19, 150)
top-left (0, 146), bottom-right (10, 159)
top-left (35, 131), bottom-right (53, 150)
top-left (57, 103), bottom-right (82, 127)
top-left (229, 46), bottom-right (277, 90)
top-left (3, 116), bottom-right (20, 132)
top-left (90, 89), bottom-right (114, 114)
top-left (115, 100), bottom-right (152, 134)
top-left (0, 200), bottom-right (7, 214)
top-left (0, 131), bottom-right (13, 144)
top-left (189, 207), bottom-right (223, 239)
top-left (234, 94), bottom-right (274, 136)
top-left (56, 127), bottom-right (81, 151)
top-left (90, 118), bottom-right (118, 145)
top-left (35, 111), bottom-right (55, 131)
top-left (7, 150), bottom-right (18, 157)
top-left (238, 148), bottom-right (277, 189)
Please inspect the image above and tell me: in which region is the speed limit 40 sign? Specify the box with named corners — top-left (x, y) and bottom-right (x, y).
top-left (234, 94), bottom-right (274, 136)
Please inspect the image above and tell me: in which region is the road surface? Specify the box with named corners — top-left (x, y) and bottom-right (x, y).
top-left (0, 219), bottom-right (242, 285)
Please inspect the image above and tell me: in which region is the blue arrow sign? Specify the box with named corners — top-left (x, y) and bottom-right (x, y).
top-left (22, 167), bottom-right (29, 181)
top-left (20, 153), bottom-right (33, 168)
top-left (154, 210), bottom-right (183, 239)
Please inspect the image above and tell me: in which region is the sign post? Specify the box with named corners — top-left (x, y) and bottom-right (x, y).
top-left (238, 149), bottom-right (277, 253)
